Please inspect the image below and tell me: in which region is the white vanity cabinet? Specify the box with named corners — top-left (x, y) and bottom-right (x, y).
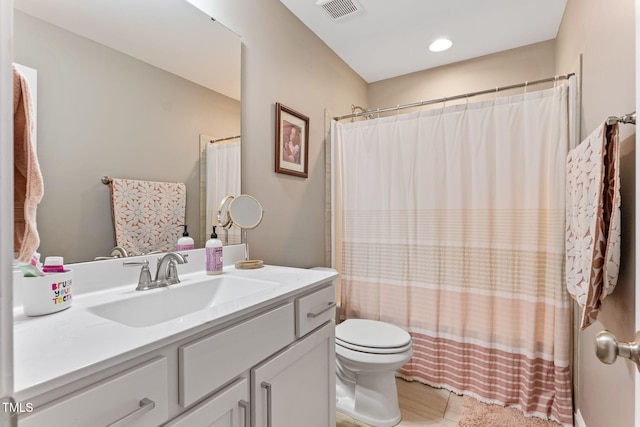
top-left (16, 272), bottom-right (337, 427)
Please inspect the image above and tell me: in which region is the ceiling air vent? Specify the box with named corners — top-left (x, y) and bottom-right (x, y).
top-left (316, 0), bottom-right (365, 21)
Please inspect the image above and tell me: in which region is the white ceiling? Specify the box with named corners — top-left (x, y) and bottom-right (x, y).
top-left (279, 0), bottom-right (568, 83)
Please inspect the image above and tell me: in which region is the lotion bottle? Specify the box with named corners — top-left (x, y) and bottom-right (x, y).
top-left (206, 226), bottom-right (223, 275)
top-left (177, 224), bottom-right (195, 251)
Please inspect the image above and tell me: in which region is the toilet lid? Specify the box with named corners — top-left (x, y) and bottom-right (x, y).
top-left (335, 319), bottom-right (411, 351)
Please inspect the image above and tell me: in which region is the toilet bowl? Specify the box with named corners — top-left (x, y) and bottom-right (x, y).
top-left (335, 319), bottom-right (413, 427)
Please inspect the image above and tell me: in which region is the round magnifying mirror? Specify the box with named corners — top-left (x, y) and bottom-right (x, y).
top-left (229, 195), bottom-right (263, 229)
top-left (217, 195), bottom-right (235, 228)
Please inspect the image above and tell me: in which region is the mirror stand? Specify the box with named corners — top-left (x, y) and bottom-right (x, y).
top-left (242, 229), bottom-right (249, 260)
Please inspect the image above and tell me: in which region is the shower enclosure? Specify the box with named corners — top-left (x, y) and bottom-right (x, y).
top-left (331, 76), bottom-right (577, 426)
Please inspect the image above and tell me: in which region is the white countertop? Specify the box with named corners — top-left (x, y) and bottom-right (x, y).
top-left (13, 258), bottom-right (337, 401)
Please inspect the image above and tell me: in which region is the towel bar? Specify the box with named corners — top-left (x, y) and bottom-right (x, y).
top-left (606, 111), bottom-right (636, 125)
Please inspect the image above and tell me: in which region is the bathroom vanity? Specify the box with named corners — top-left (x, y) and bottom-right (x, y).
top-left (13, 248), bottom-right (337, 426)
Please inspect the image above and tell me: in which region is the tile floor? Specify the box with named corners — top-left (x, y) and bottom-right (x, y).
top-left (336, 378), bottom-right (462, 427)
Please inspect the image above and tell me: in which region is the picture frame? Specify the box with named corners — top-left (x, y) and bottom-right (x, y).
top-left (275, 102), bottom-right (309, 178)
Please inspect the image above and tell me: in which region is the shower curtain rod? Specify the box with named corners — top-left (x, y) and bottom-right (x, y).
top-left (333, 72), bottom-right (576, 121)
top-left (210, 135), bottom-right (241, 143)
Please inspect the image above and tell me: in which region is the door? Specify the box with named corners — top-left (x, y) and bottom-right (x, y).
top-left (636, 1), bottom-right (640, 422)
top-left (251, 322), bottom-right (335, 427)
top-left (0, 0), bottom-right (14, 426)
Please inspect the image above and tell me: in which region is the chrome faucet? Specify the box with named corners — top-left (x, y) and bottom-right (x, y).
top-left (110, 246), bottom-right (129, 258)
top-left (154, 252), bottom-right (189, 287)
top-left (124, 252), bottom-right (188, 291)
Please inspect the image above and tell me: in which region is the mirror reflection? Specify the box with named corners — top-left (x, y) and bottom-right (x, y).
top-left (200, 138), bottom-right (241, 248)
top-left (229, 195), bottom-right (264, 229)
top-left (13, 0), bottom-right (242, 263)
top-left (213, 195), bottom-right (240, 246)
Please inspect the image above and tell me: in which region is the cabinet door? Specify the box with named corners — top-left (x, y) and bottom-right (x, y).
top-left (252, 321), bottom-right (335, 427)
top-left (163, 378), bottom-right (249, 427)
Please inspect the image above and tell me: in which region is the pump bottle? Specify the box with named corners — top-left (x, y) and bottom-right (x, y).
top-left (177, 224), bottom-right (195, 251)
top-left (206, 226), bottom-right (223, 275)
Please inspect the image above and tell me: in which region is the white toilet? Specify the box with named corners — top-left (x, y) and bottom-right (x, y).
top-left (335, 318), bottom-right (413, 427)
top-left (309, 267), bottom-right (412, 426)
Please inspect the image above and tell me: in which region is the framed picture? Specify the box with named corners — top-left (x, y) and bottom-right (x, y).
top-left (275, 102), bottom-right (309, 178)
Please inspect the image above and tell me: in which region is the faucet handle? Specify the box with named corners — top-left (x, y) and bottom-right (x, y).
top-left (165, 259), bottom-right (181, 286)
top-left (123, 259), bottom-right (154, 291)
top-left (123, 259), bottom-right (149, 268)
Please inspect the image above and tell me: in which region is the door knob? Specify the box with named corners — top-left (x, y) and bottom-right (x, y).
top-left (595, 330), bottom-right (640, 369)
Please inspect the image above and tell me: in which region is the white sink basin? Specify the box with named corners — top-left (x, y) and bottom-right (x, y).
top-left (88, 276), bottom-right (280, 327)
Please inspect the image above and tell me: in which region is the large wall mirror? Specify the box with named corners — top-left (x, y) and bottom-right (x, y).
top-left (13, 0), bottom-right (241, 263)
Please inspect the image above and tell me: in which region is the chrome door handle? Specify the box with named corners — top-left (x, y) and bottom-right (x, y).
top-left (595, 330), bottom-right (640, 370)
top-left (307, 302), bottom-right (337, 318)
top-left (107, 398), bottom-right (155, 427)
top-left (238, 400), bottom-right (250, 427)
top-left (261, 382), bottom-right (272, 427)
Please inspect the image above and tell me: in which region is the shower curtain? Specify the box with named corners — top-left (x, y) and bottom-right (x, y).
top-left (206, 140), bottom-right (241, 244)
top-left (333, 83), bottom-right (573, 426)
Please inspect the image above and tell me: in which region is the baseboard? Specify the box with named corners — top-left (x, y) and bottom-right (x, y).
top-left (575, 409), bottom-right (586, 427)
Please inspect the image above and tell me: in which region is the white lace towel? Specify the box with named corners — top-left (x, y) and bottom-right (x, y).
top-left (566, 121), bottom-right (621, 329)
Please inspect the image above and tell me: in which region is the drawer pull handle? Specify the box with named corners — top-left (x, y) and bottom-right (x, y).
top-left (107, 398), bottom-right (155, 427)
top-left (261, 382), bottom-right (272, 427)
top-left (238, 400), bottom-right (250, 427)
top-left (307, 302), bottom-right (337, 318)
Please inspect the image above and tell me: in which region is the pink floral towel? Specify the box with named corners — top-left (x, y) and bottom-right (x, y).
top-left (14, 64), bottom-right (44, 263)
top-left (566, 122), bottom-right (621, 330)
top-left (110, 178), bottom-right (186, 256)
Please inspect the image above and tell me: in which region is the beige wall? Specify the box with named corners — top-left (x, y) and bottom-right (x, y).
top-left (369, 40), bottom-right (556, 109)
top-left (14, 11), bottom-right (241, 263)
top-left (191, 0), bottom-right (368, 268)
top-left (556, 0), bottom-right (636, 426)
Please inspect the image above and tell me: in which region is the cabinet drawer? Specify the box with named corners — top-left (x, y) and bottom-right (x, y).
top-left (179, 303), bottom-right (294, 407)
top-left (20, 357), bottom-right (168, 427)
top-left (164, 378), bottom-right (248, 427)
top-left (295, 284), bottom-right (336, 338)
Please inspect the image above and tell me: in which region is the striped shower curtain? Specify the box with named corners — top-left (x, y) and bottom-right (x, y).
top-left (332, 83), bottom-right (574, 426)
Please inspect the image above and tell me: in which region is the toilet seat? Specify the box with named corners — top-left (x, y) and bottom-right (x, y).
top-left (336, 338), bottom-right (412, 354)
top-left (336, 319), bottom-right (412, 355)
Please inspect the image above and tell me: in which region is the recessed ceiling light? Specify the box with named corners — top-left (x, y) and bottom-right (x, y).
top-left (429, 38), bottom-right (453, 52)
